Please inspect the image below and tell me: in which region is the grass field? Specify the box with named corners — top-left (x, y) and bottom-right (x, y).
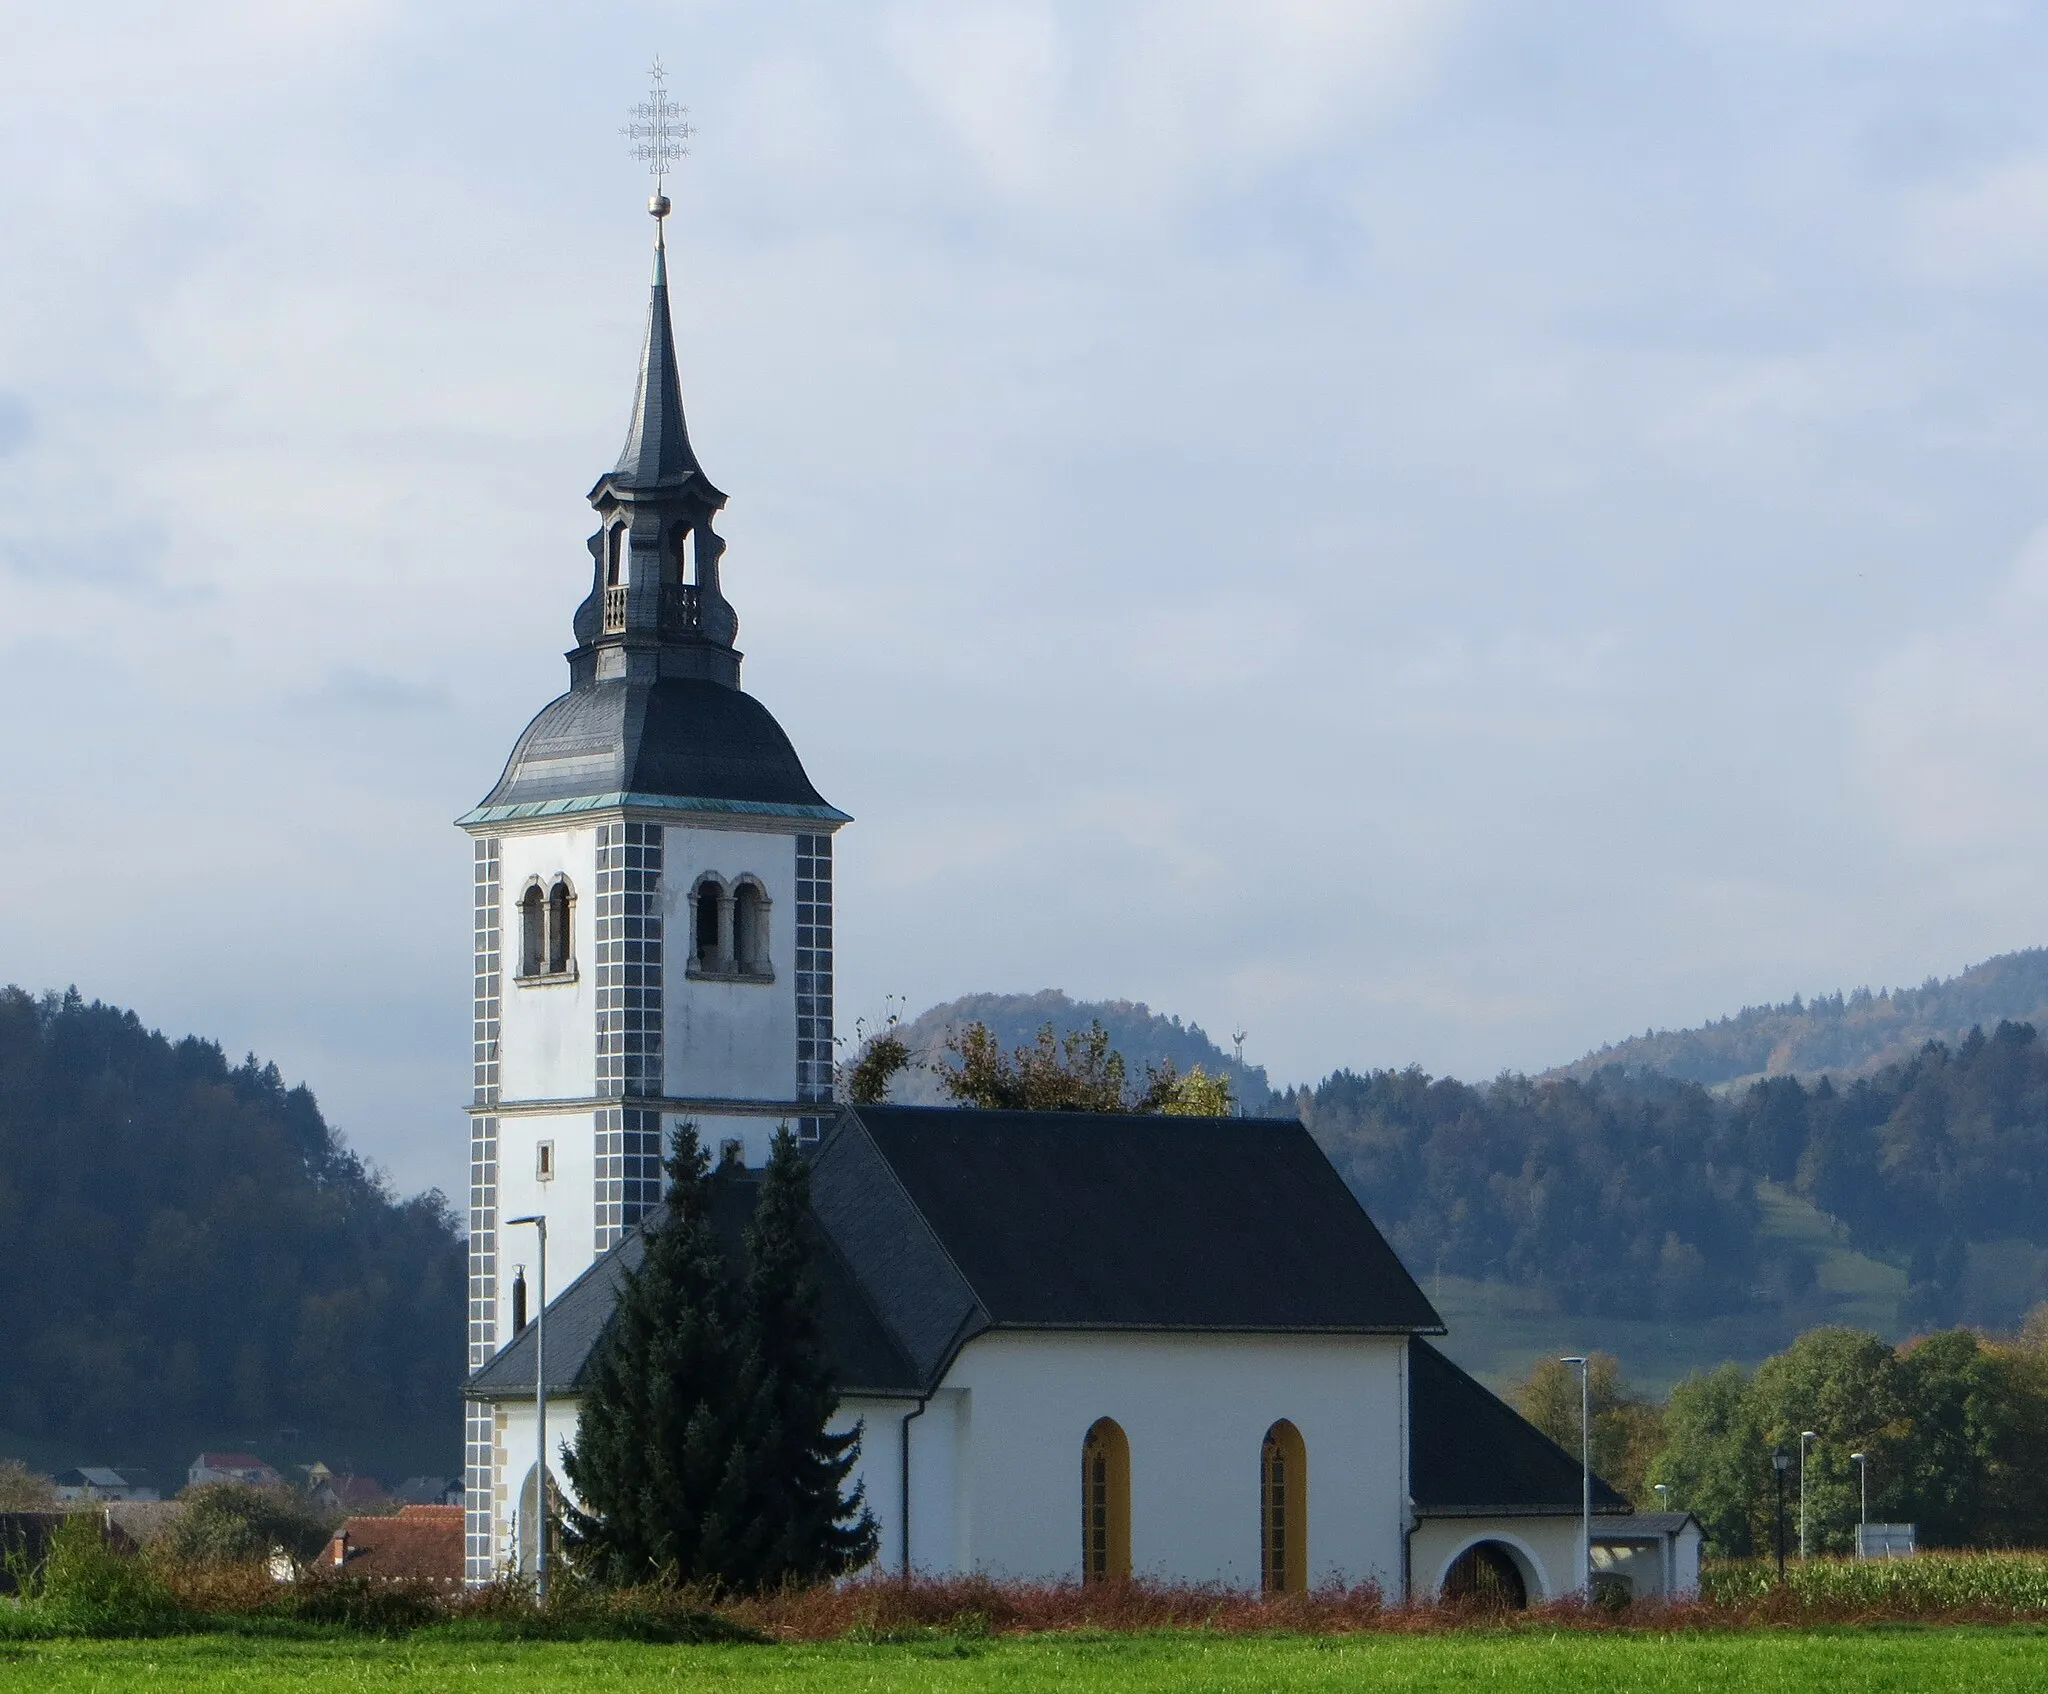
top-left (5, 1628), bottom-right (2047, 1693)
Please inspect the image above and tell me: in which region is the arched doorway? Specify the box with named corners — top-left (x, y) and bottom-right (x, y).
top-left (1081, 1418), bottom-right (1131, 1582)
top-left (1441, 1540), bottom-right (1529, 1609)
top-left (515, 1464), bottom-right (561, 1578)
top-left (1259, 1421), bottom-right (1307, 1595)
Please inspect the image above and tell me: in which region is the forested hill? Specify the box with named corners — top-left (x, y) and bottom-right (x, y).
top-left (1549, 946), bottom-right (2048, 1088)
top-left (0, 988), bottom-right (463, 1477)
top-left (881, 990), bottom-right (1275, 1110)
top-left (1296, 1020), bottom-right (2048, 1337)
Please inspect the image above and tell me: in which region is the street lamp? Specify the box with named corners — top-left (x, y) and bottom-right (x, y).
top-left (1850, 1452), bottom-right (1869, 1556)
top-left (505, 1213), bottom-right (549, 1603)
top-left (1653, 1483), bottom-right (1670, 1513)
top-left (1798, 1430), bottom-right (1817, 1560)
top-left (1562, 1356), bottom-right (1591, 1596)
top-left (1771, 1447), bottom-right (1790, 1582)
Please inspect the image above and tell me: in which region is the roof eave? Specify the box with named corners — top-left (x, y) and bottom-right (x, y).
top-left (457, 792), bottom-right (853, 830)
top-left (587, 469), bottom-right (729, 508)
top-left (1413, 1503), bottom-right (1640, 1519)
top-left (972, 1320), bottom-right (1446, 1337)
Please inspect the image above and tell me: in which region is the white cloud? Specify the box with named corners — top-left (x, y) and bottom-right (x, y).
top-left (1854, 526), bottom-right (2048, 852)
top-left (882, 0), bottom-right (1468, 210)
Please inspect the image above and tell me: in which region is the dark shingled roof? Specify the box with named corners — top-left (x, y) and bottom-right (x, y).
top-left (468, 677), bottom-right (841, 819)
top-left (1408, 1338), bottom-right (1629, 1515)
top-left (605, 237), bottom-right (707, 495)
top-left (830, 1106), bottom-right (1444, 1340)
top-left (466, 1175), bottom-right (918, 1401)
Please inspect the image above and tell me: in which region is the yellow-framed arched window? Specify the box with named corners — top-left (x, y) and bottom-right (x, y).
top-left (1260, 1420), bottom-right (1307, 1595)
top-left (1082, 1417), bottom-right (1131, 1583)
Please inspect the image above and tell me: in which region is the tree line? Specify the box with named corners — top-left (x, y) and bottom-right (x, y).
top-left (1296, 1021), bottom-right (2048, 1327)
top-left (1515, 1317), bottom-right (2048, 1553)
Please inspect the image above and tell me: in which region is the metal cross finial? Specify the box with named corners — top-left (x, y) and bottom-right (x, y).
top-left (623, 58), bottom-right (692, 217)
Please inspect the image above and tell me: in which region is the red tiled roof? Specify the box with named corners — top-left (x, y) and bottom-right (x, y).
top-left (327, 1507), bottom-right (463, 1583)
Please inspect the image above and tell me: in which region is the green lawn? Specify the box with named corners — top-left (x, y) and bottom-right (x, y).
top-left (4, 1629), bottom-right (2046, 1693)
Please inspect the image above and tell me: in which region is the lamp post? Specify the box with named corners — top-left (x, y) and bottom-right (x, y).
top-left (505, 1213), bottom-right (549, 1603)
top-left (1653, 1483), bottom-right (1670, 1513)
top-left (1850, 1452), bottom-right (1868, 1557)
top-left (1798, 1430), bottom-right (1816, 1560)
top-left (1771, 1447), bottom-right (1790, 1582)
top-left (1562, 1356), bottom-right (1591, 1596)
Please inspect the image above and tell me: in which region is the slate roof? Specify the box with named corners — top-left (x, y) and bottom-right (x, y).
top-left (470, 1108), bottom-right (1446, 1406)
top-left (1591, 1512), bottom-right (1698, 1540)
top-left (824, 1107), bottom-right (1445, 1352)
top-left (466, 1172), bottom-right (919, 1401)
top-left (1408, 1338), bottom-right (1630, 1515)
top-left (600, 235), bottom-right (714, 498)
top-left (462, 677), bottom-right (845, 824)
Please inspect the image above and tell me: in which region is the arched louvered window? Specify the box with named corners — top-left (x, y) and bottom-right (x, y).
top-left (692, 876), bottom-right (727, 972)
top-left (733, 880), bottom-right (770, 975)
top-left (547, 879), bottom-right (573, 975)
top-left (1260, 1420), bottom-right (1306, 1596)
top-left (1082, 1418), bottom-right (1130, 1583)
top-left (518, 884), bottom-right (545, 978)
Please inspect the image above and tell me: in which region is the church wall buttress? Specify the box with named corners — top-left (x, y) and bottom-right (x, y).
top-left (467, 836), bottom-right (502, 1583)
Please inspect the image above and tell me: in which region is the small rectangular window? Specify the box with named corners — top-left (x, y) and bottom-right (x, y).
top-left (536, 1140), bottom-right (555, 1182)
top-left (719, 1137), bottom-right (745, 1167)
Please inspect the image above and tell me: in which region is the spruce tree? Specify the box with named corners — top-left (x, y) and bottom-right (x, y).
top-left (726, 1126), bottom-right (879, 1586)
top-left (561, 1122), bottom-right (745, 1584)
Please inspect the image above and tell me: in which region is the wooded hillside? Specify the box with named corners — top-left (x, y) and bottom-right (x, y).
top-left (1552, 946), bottom-right (2048, 1087)
top-left (0, 988), bottom-right (463, 1475)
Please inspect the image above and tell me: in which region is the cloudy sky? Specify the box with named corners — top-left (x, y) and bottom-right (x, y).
top-left (6, 1), bottom-right (2048, 1196)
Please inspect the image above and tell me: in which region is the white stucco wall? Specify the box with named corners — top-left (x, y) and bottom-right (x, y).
top-left (497, 826), bottom-right (599, 1103)
top-left (493, 1109), bottom-right (601, 1312)
top-left (842, 1331), bottom-right (1411, 1590)
top-left (1409, 1516), bottom-right (1581, 1603)
top-left (490, 1395), bottom-right (585, 1576)
top-left (660, 823), bottom-right (801, 1105)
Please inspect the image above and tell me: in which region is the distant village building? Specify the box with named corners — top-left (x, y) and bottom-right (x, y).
top-left (457, 186), bottom-right (1685, 1604)
top-left (393, 1475), bottom-right (464, 1507)
top-left (187, 1453), bottom-right (280, 1490)
top-left (52, 1467), bottom-right (158, 1503)
top-left (305, 1469), bottom-right (390, 1514)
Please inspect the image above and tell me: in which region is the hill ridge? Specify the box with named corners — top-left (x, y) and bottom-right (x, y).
top-left (1547, 946), bottom-right (2048, 1089)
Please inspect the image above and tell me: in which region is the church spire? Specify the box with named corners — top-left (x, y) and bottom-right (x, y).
top-left (609, 64), bottom-right (704, 494)
top-left (610, 220), bottom-right (700, 491)
top-left (572, 65), bottom-right (737, 690)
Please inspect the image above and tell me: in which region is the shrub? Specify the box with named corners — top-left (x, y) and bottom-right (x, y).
top-left (30, 1511), bottom-right (177, 1635)
top-left (166, 1484), bottom-right (334, 1567)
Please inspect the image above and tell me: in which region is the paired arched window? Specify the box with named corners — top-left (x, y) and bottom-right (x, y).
top-left (1260, 1420), bottom-right (1306, 1596)
top-left (1081, 1418), bottom-right (1130, 1583)
top-left (688, 876), bottom-right (772, 980)
top-left (517, 877), bottom-right (575, 981)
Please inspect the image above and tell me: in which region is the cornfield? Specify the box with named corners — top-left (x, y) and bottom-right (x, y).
top-left (1700, 1551), bottom-right (2048, 1618)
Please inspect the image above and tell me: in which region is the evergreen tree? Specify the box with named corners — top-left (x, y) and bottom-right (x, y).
top-left (725, 1126), bottom-right (878, 1586)
top-left (561, 1123), bottom-right (746, 1584)
top-left (562, 1123), bottom-right (877, 1590)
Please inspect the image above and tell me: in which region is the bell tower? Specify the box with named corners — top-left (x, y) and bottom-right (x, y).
top-left (458, 101), bottom-right (846, 1578)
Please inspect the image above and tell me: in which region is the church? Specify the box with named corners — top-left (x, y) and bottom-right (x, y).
top-left (457, 191), bottom-right (1702, 1606)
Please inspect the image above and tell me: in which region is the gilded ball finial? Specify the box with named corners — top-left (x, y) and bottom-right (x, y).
top-left (649, 194), bottom-right (671, 219)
